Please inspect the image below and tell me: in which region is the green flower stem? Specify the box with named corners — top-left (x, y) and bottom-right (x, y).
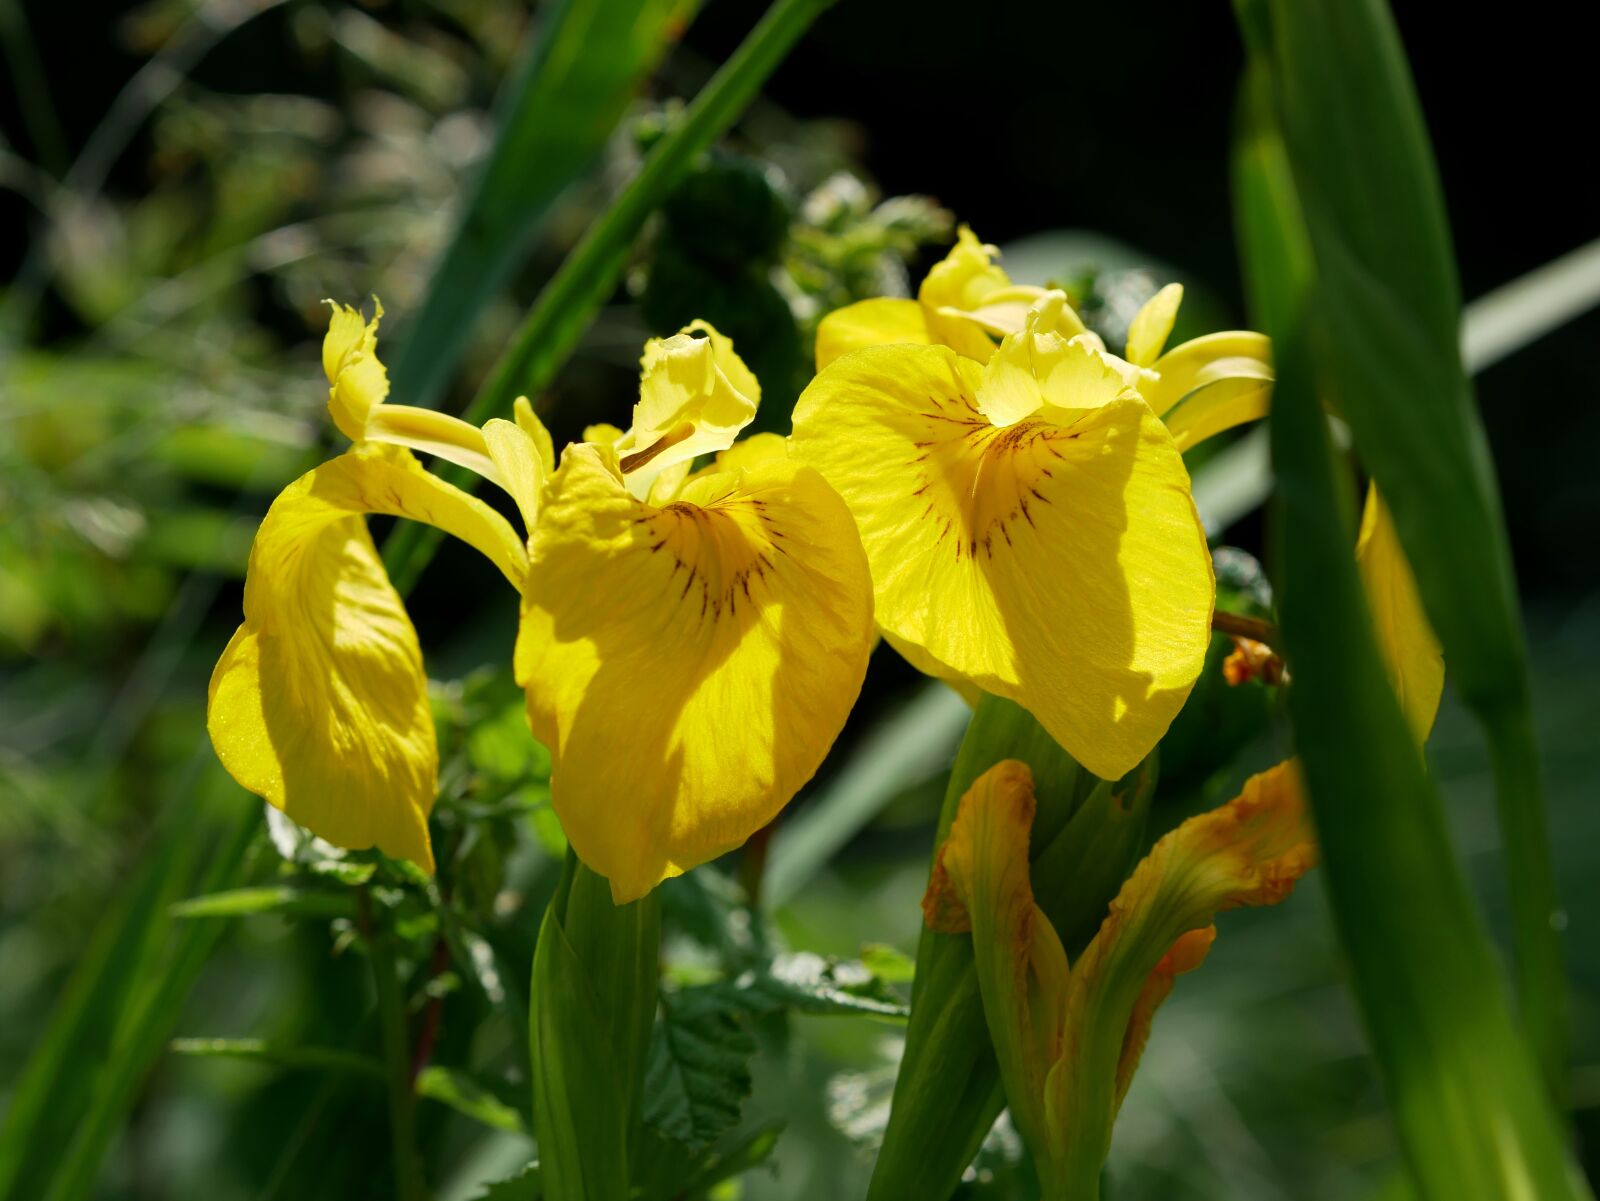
top-left (360, 889), bottom-right (427, 1201)
top-left (383, 0), bottom-right (839, 594)
top-left (532, 852), bottom-right (662, 1201)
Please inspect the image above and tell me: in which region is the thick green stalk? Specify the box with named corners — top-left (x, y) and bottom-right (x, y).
top-left (383, 0), bottom-right (838, 593)
top-left (362, 890), bottom-right (426, 1201)
top-left (866, 697), bottom-right (1154, 1201)
top-left (531, 852), bottom-right (661, 1201)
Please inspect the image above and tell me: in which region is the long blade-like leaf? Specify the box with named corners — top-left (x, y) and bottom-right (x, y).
top-left (383, 0), bottom-right (840, 592)
top-left (1264, 0), bottom-right (1566, 1089)
top-left (1268, 324), bottom-right (1588, 1200)
top-left (387, 0), bottom-right (697, 410)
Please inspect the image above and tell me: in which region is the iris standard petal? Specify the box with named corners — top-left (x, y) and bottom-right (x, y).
top-left (791, 344), bottom-right (1213, 780)
top-left (1124, 283), bottom-right (1183, 368)
top-left (515, 442), bottom-right (874, 902)
top-left (322, 300), bottom-right (389, 442)
top-left (814, 298), bottom-right (933, 370)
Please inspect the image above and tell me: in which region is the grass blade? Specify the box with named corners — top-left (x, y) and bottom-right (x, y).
top-left (387, 0), bottom-right (698, 410)
top-left (1264, 0), bottom-right (1567, 1092)
top-left (383, 0), bottom-right (840, 592)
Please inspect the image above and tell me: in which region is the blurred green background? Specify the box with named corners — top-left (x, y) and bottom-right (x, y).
top-left (2, 0), bottom-right (1596, 1198)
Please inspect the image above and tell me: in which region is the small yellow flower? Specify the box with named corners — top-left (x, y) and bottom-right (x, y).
top-left (923, 758), bottom-right (1315, 1197)
top-left (791, 306), bottom-right (1214, 781)
top-left (209, 305), bottom-right (874, 897)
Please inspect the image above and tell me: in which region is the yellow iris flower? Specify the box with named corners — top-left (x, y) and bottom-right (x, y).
top-left (924, 757), bottom-right (1315, 1198)
top-left (209, 304), bottom-right (874, 900)
top-left (794, 226), bottom-right (1442, 776)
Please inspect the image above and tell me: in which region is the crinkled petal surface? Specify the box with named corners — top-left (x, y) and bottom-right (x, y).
top-left (323, 300), bottom-right (388, 442)
top-left (516, 442), bottom-right (874, 902)
top-left (615, 323), bottom-right (759, 486)
top-left (792, 344), bottom-right (1213, 780)
top-left (814, 298), bottom-right (933, 370)
top-left (1357, 486), bottom-right (1444, 743)
top-left (209, 446), bottom-right (523, 870)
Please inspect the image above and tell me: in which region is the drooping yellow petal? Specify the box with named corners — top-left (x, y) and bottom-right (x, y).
top-left (814, 298), bottom-right (933, 370)
top-left (792, 344), bottom-right (1213, 781)
top-left (515, 442), bottom-right (874, 902)
top-left (1124, 283), bottom-right (1183, 368)
top-left (922, 759), bottom-right (1069, 1155)
top-left (323, 299), bottom-right (389, 442)
top-left (1143, 330), bottom-right (1272, 417)
top-left (208, 444), bottom-right (522, 871)
top-left (1357, 486), bottom-right (1444, 743)
top-left (615, 322), bottom-right (760, 486)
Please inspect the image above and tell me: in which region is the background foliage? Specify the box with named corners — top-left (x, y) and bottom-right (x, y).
top-left (2, 0), bottom-right (1597, 1198)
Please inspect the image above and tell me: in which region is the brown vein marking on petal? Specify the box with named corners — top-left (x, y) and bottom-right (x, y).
top-left (619, 420), bottom-right (696, 474)
top-left (908, 402), bottom-right (1083, 563)
top-left (639, 494), bottom-right (785, 630)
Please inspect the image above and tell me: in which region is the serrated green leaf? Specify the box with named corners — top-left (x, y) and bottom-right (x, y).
top-left (858, 943), bottom-right (916, 986)
top-left (471, 1161), bottom-right (542, 1201)
top-left (168, 885), bottom-right (356, 920)
top-left (643, 990), bottom-right (757, 1151)
top-left (727, 952), bottom-right (908, 1020)
top-left (415, 1067), bottom-right (528, 1135)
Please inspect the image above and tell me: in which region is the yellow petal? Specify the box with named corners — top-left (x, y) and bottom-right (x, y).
top-left (583, 422), bottom-right (623, 445)
top-left (814, 298), bottom-right (933, 371)
top-left (322, 299), bottom-right (389, 442)
top-left (483, 417), bottom-right (546, 533)
top-left (1144, 330), bottom-right (1272, 417)
top-left (791, 344), bottom-right (1214, 780)
top-left (1161, 373), bottom-right (1273, 452)
top-left (1124, 283), bottom-right (1183, 368)
top-left (514, 396), bottom-right (557, 475)
top-left (208, 447), bottom-right (530, 870)
top-left (921, 759), bottom-right (1068, 1152)
top-left (615, 322), bottom-right (760, 493)
top-left (918, 226), bottom-right (1014, 363)
top-left (980, 303), bottom-right (1134, 428)
top-left (1357, 486), bottom-right (1444, 743)
top-left (515, 443), bottom-right (874, 901)
top-left (364, 403), bottom-right (506, 488)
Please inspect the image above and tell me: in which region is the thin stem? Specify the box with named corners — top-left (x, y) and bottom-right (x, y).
top-left (381, 0), bottom-right (839, 594)
top-left (1211, 609), bottom-right (1277, 644)
top-left (360, 890), bottom-right (426, 1201)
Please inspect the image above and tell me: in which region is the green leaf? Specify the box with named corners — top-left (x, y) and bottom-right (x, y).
top-left (675, 1122), bottom-right (782, 1197)
top-left (471, 1162), bottom-right (542, 1201)
top-left (1267, 323), bottom-right (1588, 1201)
top-left (415, 1066), bottom-right (529, 1135)
top-left (383, 0), bottom-right (842, 594)
top-left (858, 943), bottom-right (917, 985)
top-left (708, 952), bottom-right (909, 1020)
top-left (168, 884), bottom-right (356, 920)
top-left (1262, 0), bottom-right (1567, 1086)
top-left (531, 855), bottom-right (660, 1200)
top-left (642, 989), bottom-right (757, 1152)
top-left (386, 0), bottom-right (698, 411)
